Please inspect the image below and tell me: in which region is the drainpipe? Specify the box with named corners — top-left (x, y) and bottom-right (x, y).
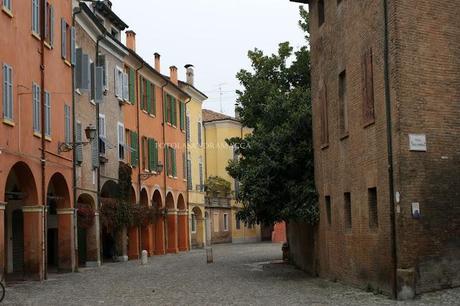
top-left (184, 96), bottom-right (192, 250)
top-left (383, 0), bottom-right (398, 299)
top-left (39, 0), bottom-right (47, 281)
top-left (95, 34), bottom-right (106, 262)
top-left (160, 80), bottom-right (169, 251)
top-left (135, 62), bottom-right (144, 259)
top-left (72, 4), bottom-right (83, 274)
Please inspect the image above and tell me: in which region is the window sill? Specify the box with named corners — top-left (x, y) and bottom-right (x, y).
top-left (2, 119), bottom-right (15, 127)
top-left (31, 32), bottom-right (41, 41)
top-left (64, 60), bottom-right (72, 67)
top-left (340, 133), bottom-right (349, 141)
top-left (2, 7), bottom-right (13, 18)
top-left (320, 143), bottom-right (329, 150)
top-left (44, 41), bottom-right (52, 50)
top-left (45, 136), bottom-right (52, 142)
top-left (149, 114), bottom-right (155, 118)
top-left (33, 131), bottom-right (42, 138)
top-left (75, 89), bottom-right (82, 95)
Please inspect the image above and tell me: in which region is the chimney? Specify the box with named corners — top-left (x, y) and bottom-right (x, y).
top-left (126, 30), bottom-right (136, 51)
top-left (154, 53), bottom-right (161, 72)
top-left (185, 64), bottom-right (194, 86)
top-left (170, 66), bottom-right (178, 85)
top-left (103, 0), bottom-right (112, 8)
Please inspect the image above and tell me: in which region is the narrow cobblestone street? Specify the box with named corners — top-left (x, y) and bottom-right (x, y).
top-left (4, 243), bottom-right (460, 305)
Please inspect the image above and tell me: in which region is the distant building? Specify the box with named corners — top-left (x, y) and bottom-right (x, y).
top-left (289, 0), bottom-right (460, 299)
top-left (202, 110), bottom-right (261, 244)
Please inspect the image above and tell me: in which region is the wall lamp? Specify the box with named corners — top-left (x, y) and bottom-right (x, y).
top-left (58, 124), bottom-right (97, 154)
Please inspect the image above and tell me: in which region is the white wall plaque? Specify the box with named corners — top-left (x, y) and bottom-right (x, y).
top-left (409, 134), bottom-right (427, 152)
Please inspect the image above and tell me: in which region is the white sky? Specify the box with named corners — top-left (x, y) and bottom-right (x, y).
top-left (110, 0), bottom-right (306, 116)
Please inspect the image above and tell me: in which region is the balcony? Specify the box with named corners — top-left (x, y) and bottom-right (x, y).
top-left (205, 196), bottom-right (231, 208)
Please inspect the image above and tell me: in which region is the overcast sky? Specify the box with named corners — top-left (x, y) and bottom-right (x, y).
top-left (110, 0), bottom-right (306, 116)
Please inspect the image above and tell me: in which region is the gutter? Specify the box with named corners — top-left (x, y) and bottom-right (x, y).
top-left (383, 0), bottom-right (398, 299)
top-left (72, 5), bottom-right (83, 274)
top-left (135, 61), bottom-right (144, 259)
top-left (184, 96), bottom-right (192, 250)
top-left (160, 80), bottom-right (169, 252)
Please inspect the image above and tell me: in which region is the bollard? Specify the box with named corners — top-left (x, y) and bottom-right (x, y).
top-left (141, 250), bottom-right (148, 265)
top-left (206, 247), bottom-right (213, 264)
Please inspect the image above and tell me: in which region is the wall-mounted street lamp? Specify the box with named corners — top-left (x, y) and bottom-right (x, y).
top-left (140, 161), bottom-right (164, 180)
top-left (58, 124), bottom-right (97, 154)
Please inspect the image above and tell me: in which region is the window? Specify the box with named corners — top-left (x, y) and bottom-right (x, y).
top-left (32, 83), bottom-right (40, 133)
top-left (199, 157), bottom-right (204, 191)
top-left (191, 214), bottom-right (196, 233)
top-left (362, 48), bottom-right (375, 125)
top-left (223, 214), bottom-right (229, 231)
top-left (186, 113), bottom-right (191, 142)
top-left (97, 54), bottom-right (107, 89)
top-left (32, 0), bottom-right (40, 35)
top-left (368, 187), bottom-right (378, 229)
top-left (45, 91), bottom-right (51, 137)
top-left (44, 2), bottom-right (54, 47)
top-left (197, 121), bottom-right (202, 146)
top-left (182, 152), bottom-right (186, 179)
top-left (98, 114), bottom-right (106, 155)
top-left (130, 131), bottom-right (138, 167)
top-left (320, 84), bottom-right (329, 146)
top-left (90, 61), bottom-right (95, 101)
top-left (187, 158), bottom-right (192, 190)
top-left (76, 122), bottom-right (83, 164)
top-left (128, 67), bottom-right (135, 104)
top-left (147, 138), bottom-right (159, 172)
top-left (140, 77), bottom-right (155, 115)
top-left (61, 18), bottom-right (75, 64)
top-left (165, 94), bottom-right (177, 125)
top-left (236, 214), bottom-right (241, 230)
top-left (325, 196), bottom-right (331, 225)
top-left (117, 122), bottom-right (125, 160)
top-left (179, 101), bottom-right (185, 131)
top-left (344, 192), bottom-right (351, 230)
top-left (64, 104), bottom-right (71, 143)
top-left (165, 146), bottom-right (177, 177)
top-left (2, 64), bottom-right (13, 121)
top-left (3, 0), bottom-right (12, 12)
top-left (75, 49), bottom-right (90, 91)
top-left (339, 70), bottom-right (348, 137)
top-left (114, 66), bottom-right (125, 99)
top-left (318, 0), bottom-right (325, 27)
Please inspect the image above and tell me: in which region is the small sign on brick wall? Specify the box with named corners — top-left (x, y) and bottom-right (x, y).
top-left (409, 134), bottom-right (427, 152)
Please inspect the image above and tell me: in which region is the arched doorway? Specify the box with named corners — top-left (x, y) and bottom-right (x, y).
top-left (100, 180), bottom-right (120, 262)
top-left (191, 207), bottom-right (204, 248)
top-left (177, 194), bottom-right (188, 252)
top-left (4, 162), bottom-right (39, 278)
top-left (152, 190), bottom-right (164, 255)
top-left (128, 187), bottom-right (143, 259)
top-left (46, 172), bottom-right (72, 272)
top-left (139, 188), bottom-right (153, 256)
top-left (165, 192), bottom-right (177, 253)
top-left (76, 194), bottom-right (96, 267)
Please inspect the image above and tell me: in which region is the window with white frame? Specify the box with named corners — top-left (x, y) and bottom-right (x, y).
top-left (117, 122), bottom-right (125, 160)
top-left (191, 214), bottom-right (196, 233)
top-left (114, 66), bottom-right (128, 100)
top-left (213, 213), bottom-right (219, 233)
top-left (2, 64), bottom-right (13, 121)
top-left (32, 0), bottom-right (40, 35)
top-left (32, 83), bottom-right (41, 133)
top-left (44, 91), bottom-right (51, 137)
top-left (223, 213), bottom-right (229, 231)
top-left (3, 0), bottom-right (12, 12)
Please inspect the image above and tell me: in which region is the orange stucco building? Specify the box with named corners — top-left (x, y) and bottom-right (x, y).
top-left (123, 31), bottom-right (189, 259)
top-left (0, 0), bottom-right (75, 280)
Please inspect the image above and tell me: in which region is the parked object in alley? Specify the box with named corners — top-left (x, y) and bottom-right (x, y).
top-left (141, 250), bottom-right (148, 265)
top-left (206, 247), bottom-right (213, 264)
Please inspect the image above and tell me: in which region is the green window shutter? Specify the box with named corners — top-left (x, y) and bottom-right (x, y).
top-left (146, 80), bottom-right (152, 114)
top-left (172, 148), bottom-right (177, 177)
top-left (147, 138), bottom-right (153, 171)
top-left (129, 68), bottom-right (135, 104)
top-left (179, 102), bottom-right (185, 130)
top-left (131, 131), bottom-right (138, 167)
top-left (171, 97), bottom-right (176, 126)
top-left (154, 139), bottom-right (158, 170)
top-left (164, 94), bottom-right (168, 123)
top-left (152, 84), bottom-right (156, 116)
top-left (165, 146), bottom-right (170, 175)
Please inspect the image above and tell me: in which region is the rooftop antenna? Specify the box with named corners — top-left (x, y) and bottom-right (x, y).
top-left (217, 83), bottom-right (227, 113)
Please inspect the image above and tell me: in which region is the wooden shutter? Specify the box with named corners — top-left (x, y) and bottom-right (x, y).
top-left (186, 115), bottom-right (190, 142)
top-left (172, 97), bottom-right (177, 126)
top-left (95, 67), bottom-right (104, 103)
top-left (130, 131), bottom-right (138, 167)
top-left (70, 27), bottom-right (76, 65)
top-left (197, 122), bottom-right (202, 146)
top-left (76, 122), bottom-right (83, 164)
top-left (151, 83), bottom-right (156, 115)
top-left (172, 148), bottom-right (177, 177)
top-left (129, 68), bottom-right (135, 104)
top-left (165, 146), bottom-right (169, 175)
top-left (123, 72), bottom-right (129, 101)
top-left (320, 84), bottom-right (329, 145)
top-left (179, 102), bottom-right (185, 130)
top-left (91, 136), bottom-right (99, 168)
top-left (61, 18), bottom-right (66, 59)
top-left (362, 48), bottom-right (375, 124)
top-left (182, 153), bottom-right (186, 179)
top-left (80, 54), bottom-right (89, 91)
top-left (45, 92), bottom-right (51, 137)
top-left (187, 159), bottom-right (192, 190)
top-left (146, 80), bottom-right (152, 114)
top-left (75, 48), bottom-right (83, 89)
top-left (50, 5), bottom-right (55, 47)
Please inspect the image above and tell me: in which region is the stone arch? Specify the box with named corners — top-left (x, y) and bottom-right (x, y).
top-left (130, 186), bottom-right (137, 205)
top-left (4, 162), bottom-right (39, 276)
top-left (177, 194), bottom-right (188, 252)
top-left (165, 192), bottom-right (175, 210)
top-left (191, 206), bottom-right (205, 248)
top-left (152, 189), bottom-right (165, 255)
top-left (100, 180), bottom-right (119, 262)
top-left (152, 189), bottom-right (163, 209)
top-left (177, 193), bottom-right (186, 211)
top-left (76, 193), bottom-right (96, 267)
top-left (140, 188), bottom-right (148, 207)
top-left (100, 180), bottom-right (118, 199)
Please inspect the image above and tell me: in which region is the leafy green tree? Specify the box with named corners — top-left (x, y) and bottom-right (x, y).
top-left (226, 6), bottom-right (317, 225)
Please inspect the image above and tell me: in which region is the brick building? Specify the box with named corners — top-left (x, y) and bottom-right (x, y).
top-left (0, 0), bottom-right (75, 279)
top-left (290, 0), bottom-right (460, 299)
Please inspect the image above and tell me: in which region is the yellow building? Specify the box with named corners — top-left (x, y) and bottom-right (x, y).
top-left (179, 66), bottom-right (207, 248)
top-left (202, 109), bottom-right (261, 244)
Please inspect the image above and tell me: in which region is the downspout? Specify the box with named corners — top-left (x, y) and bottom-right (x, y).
top-left (135, 62), bottom-right (144, 259)
top-left (72, 4), bottom-right (83, 274)
top-left (184, 96), bottom-right (192, 250)
top-left (160, 80), bottom-right (169, 251)
top-left (95, 34), bottom-right (106, 262)
top-left (40, 0), bottom-right (47, 280)
top-left (383, 0), bottom-right (398, 299)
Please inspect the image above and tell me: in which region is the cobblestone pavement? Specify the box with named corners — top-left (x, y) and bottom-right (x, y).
top-left (3, 242), bottom-right (460, 305)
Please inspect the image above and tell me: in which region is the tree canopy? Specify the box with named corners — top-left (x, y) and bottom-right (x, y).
top-left (226, 6), bottom-right (318, 225)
